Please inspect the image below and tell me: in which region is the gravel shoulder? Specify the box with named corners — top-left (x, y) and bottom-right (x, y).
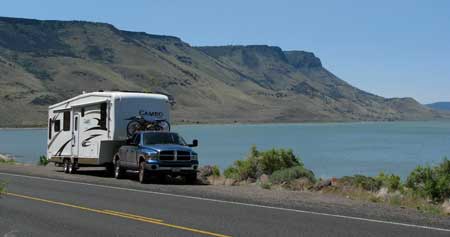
top-left (0, 163), bottom-right (448, 229)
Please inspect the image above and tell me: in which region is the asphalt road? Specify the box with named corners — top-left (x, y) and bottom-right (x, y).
top-left (0, 172), bottom-right (449, 237)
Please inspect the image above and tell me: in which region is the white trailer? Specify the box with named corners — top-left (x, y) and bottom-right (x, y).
top-left (47, 91), bottom-right (171, 171)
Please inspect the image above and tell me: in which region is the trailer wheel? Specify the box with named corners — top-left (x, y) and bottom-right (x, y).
top-left (68, 162), bottom-right (76, 174)
top-left (138, 161), bottom-right (149, 184)
top-left (63, 159), bottom-right (70, 173)
top-left (114, 159), bottom-right (125, 179)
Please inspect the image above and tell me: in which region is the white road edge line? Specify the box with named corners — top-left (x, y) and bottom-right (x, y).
top-left (1, 172), bottom-right (449, 233)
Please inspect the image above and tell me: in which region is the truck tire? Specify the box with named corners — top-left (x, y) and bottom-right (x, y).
top-left (106, 163), bottom-right (115, 177)
top-left (114, 159), bottom-right (125, 179)
top-left (63, 159), bottom-right (70, 174)
top-left (157, 174), bottom-right (167, 184)
top-left (185, 173), bottom-right (197, 184)
top-left (138, 161), bottom-right (149, 184)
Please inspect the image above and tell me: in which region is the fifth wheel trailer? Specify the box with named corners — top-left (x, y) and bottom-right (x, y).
top-left (47, 91), bottom-right (171, 170)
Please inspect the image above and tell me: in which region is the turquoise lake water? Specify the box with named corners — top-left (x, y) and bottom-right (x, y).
top-left (1, 121), bottom-right (449, 179)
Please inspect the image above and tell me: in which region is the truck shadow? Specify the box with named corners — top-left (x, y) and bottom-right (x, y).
top-left (61, 169), bottom-right (112, 178)
top-left (59, 168), bottom-right (207, 186)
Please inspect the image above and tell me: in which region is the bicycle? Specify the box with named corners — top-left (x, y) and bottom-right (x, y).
top-left (125, 116), bottom-right (171, 137)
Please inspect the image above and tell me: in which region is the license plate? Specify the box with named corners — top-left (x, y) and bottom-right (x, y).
top-left (172, 168), bottom-right (181, 172)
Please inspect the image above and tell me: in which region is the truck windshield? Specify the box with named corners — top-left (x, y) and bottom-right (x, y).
top-left (143, 132), bottom-right (186, 146)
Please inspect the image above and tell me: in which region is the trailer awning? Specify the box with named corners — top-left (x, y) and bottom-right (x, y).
top-left (71, 99), bottom-right (109, 108)
top-left (53, 108), bottom-right (71, 113)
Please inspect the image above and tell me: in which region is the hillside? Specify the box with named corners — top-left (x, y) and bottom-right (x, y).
top-left (426, 102), bottom-right (450, 111)
top-left (0, 17), bottom-right (447, 127)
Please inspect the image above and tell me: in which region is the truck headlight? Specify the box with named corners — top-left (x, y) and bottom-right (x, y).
top-left (145, 152), bottom-right (159, 160)
top-left (191, 153), bottom-right (198, 160)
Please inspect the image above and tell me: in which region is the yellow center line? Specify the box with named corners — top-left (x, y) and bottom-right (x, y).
top-left (102, 209), bottom-right (163, 222)
top-left (7, 192), bottom-right (231, 237)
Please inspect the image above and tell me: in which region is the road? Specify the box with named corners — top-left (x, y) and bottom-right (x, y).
top-left (0, 172), bottom-right (449, 237)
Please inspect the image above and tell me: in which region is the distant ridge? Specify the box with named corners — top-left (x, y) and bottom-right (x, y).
top-left (426, 102), bottom-right (450, 111)
top-left (0, 16), bottom-right (448, 127)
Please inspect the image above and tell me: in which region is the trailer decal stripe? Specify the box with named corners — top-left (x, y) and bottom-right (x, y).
top-left (81, 134), bottom-right (102, 147)
top-left (85, 126), bottom-right (107, 132)
top-left (47, 131), bottom-right (62, 149)
top-left (55, 138), bottom-right (73, 156)
top-left (83, 110), bottom-right (100, 116)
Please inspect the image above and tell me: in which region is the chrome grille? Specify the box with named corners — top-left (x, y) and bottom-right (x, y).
top-left (177, 151), bottom-right (191, 161)
top-left (159, 150), bottom-right (175, 161)
top-left (158, 150), bottom-right (191, 161)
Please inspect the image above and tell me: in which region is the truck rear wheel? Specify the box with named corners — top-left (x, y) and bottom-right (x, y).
top-left (114, 159), bottom-right (125, 179)
top-left (106, 163), bottom-right (115, 177)
top-left (138, 161), bottom-right (149, 184)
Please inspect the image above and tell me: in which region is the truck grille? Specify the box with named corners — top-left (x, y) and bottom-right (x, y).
top-left (159, 151), bottom-right (175, 161)
top-left (177, 151), bottom-right (191, 161)
top-left (158, 150), bottom-right (191, 161)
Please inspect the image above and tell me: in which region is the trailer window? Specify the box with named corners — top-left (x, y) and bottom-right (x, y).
top-left (54, 120), bottom-right (61, 132)
top-left (81, 108), bottom-right (85, 117)
top-left (63, 111), bottom-right (71, 131)
top-left (48, 119), bottom-right (52, 139)
top-left (100, 103), bottom-right (107, 129)
top-left (74, 117), bottom-right (78, 131)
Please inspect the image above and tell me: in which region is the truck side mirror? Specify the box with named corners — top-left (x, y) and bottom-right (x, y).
top-left (189, 139), bottom-right (198, 147)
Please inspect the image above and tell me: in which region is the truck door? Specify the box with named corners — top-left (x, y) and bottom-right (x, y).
top-left (126, 134), bottom-right (140, 168)
top-left (72, 113), bottom-right (80, 157)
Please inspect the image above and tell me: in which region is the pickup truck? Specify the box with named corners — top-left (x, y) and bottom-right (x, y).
top-left (113, 131), bottom-right (199, 184)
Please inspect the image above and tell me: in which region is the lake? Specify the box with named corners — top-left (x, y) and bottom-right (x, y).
top-left (1, 121), bottom-right (449, 179)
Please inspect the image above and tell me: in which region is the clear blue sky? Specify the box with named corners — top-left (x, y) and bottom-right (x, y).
top-left (1, 0), bottom-right (449, 103)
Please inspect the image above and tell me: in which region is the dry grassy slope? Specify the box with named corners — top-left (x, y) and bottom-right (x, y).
top-left (0, 17), bottom-right (446, 127)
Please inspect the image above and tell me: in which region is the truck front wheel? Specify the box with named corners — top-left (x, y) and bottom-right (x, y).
top-left (185, 173), bottom-right (197, 184)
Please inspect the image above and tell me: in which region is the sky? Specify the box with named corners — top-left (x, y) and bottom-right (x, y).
top-left (1, 0), bottom-right (449, 103)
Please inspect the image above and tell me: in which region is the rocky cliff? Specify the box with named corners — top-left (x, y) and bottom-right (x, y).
top-left (0, 17), bottom-right (446, 127)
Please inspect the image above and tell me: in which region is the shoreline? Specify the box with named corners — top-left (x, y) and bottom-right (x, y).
top-left (1, 119), bottom-right (449, 130)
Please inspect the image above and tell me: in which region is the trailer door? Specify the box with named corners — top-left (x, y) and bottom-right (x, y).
top-left (72, 113), bottom-right (80, 157)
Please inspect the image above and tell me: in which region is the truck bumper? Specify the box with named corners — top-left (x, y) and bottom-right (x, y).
top-left (144, 160), bottom-right (199, 174)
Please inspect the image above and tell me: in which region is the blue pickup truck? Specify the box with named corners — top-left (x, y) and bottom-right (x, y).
top-left (113, 131), bottom-right (199, 184)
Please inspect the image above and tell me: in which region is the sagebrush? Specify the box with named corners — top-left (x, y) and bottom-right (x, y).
top-left (224, 146), bottom-right (303, 181)
top-left (38, 155), bottom-right (49, 166)
top-left (406, 157), bottom-right (450, 202)
top-left (375, 172), bottom-right (401, 192)
top-left (270, 166), bottom-right (316, 184)
top-left (339, 175), bottom-right (382, 192)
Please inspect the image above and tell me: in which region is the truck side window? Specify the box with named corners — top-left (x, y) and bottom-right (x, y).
top-left (54, 120), bottom-right (61, 132)
top-left (63, 111), bottom-right (70, 131)
top-left (99, 103), bottom-right (107, 129)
